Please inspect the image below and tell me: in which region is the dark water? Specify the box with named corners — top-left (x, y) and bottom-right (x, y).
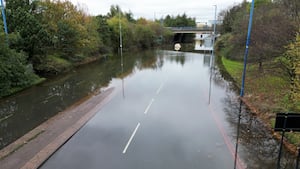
top-left (0, 51), bottom-right (158, 149)
top-left (208, 63), bottom-right (297, 168)
top-left (0, 50), bottom-right (297, 168)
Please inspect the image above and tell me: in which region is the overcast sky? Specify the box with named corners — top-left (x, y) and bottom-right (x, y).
top-left (70, 0), bottom-right (244, 23)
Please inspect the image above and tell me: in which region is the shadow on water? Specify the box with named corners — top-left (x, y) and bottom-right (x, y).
top-left (0, 51), bottom-right (160, 150)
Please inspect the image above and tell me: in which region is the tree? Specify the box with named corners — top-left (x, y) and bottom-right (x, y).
top-left (39, 0), bottom-right (101, 61)
top-left (135, 24), bottom-right (155, 49)
top-left (6, 0), bottom-right (33, 32)
top-left (125, 11), bottom-right (135, 23)
top-left (6, 0), bottom-right (50, 58)
top-left (249, 3), bottom-right (297, 70)
top-left (107, 5), bottom-right (122, 18)
top-left (96, 15), bottom-right (112, 53)
top-left (0, 31), bottom-right (41, 97)
top-left (162, 13), bottom-right (196, 27)
top-left (164, 15), bottom-right (172, 26)
top-left (56, 20), bottom-right (79, 59)
top-left (222, 1), bottom-right (297, 70)
top-left (280, 32), bottom-right (300, 109)
top-left (274, 0), bottom-right (300, 22)
top-left (107, 15), bottom-right (135, 51)
top-left (219, 2), bottom-right (247, 34)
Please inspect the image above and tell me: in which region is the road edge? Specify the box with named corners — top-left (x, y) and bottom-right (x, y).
top-left (0, 87), bottom-right (116, 169)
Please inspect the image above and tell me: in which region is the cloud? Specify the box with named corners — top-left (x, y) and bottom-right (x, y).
top-left (70, 0), bottom-right (244, 22)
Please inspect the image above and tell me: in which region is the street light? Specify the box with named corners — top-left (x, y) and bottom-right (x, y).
top-left (119, 10), bottom-right (123, 72)
top-left (210, 5), bottom-right (217, 66)
top-left (208, 5), bottom-right (217, 105)
top-left (212, 5), bottom-right (217, 56)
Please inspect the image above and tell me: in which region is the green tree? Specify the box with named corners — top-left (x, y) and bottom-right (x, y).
top-left (274, 0), bottom-right (300, 22)
top-left (0, 32), bottom-right (41, 97)
top-left (221, 1), bottom-right (297, 70)
top-left (25, 0), bottom-right (102, 74)
top-left (107, 5), bottom-right (122, 18)
top-left (135, 23), bottom-right (155, 49)
top-left (6, 0), bottom-right (34, 32)
top-left (249, 3), bottom-right (297, 70)
top-left (96, 15), bottom-right (112, 53)
top-left (219, 2), bottom-right (247, 34)
top-left (280, 32), bottom-right (300, 109)
top-left (162, 14), bottom-right (196, 27)
top-left (164, 15), bottom-right (172, 26)
top-left (39, 0), bottom-right (101, 60)
top-left (6, 0), bottom-right (50, 59)
top-left (107, 15), bottom-right (136, 51)
top-left (82, 17), bottom-right (102, 56)
top-left (56, 20), bottom-right (79, 59)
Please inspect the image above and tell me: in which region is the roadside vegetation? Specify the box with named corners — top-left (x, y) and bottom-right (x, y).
top-left (161, 14), bottom-right (196, 48)
top-left (216, 0), bottom-right (300, 146)
top-left (0, 0), bottom-right (186, 98)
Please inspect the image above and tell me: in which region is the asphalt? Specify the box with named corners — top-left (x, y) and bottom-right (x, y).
top-left (0, 87), bottom-right (116, 169)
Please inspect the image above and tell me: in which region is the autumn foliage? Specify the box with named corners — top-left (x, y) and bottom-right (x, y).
top-left (0, 1), bottom-right (170, 97)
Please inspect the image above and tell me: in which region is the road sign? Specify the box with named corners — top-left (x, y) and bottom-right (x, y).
top-left (274, 113), bottom-right (300, 169)
top-left (274, 113), bottom-right (300, 132)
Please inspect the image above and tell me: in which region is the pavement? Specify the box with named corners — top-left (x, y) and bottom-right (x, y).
top-left (0, 87), bottom-right (115, 169)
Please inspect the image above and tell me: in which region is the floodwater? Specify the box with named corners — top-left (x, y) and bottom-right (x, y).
top-left (0, 51), bottom-right (156, 149)
top-left (29, 50), bottom-right (296, 168)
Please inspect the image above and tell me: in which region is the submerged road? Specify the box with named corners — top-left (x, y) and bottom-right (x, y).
top-left (40, 51), bottom-right (244, 169)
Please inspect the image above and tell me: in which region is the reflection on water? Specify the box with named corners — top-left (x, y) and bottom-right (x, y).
top-left (0, 50), bottom-right (297, 169)
top-left (0, 51), bottom-right (160, 150)
top-left (203, 54), bottom-right (211, 67)
top-left (167, 52), bottom-right (186, 66)
top-left (211, 71), bottom-right (296, 168)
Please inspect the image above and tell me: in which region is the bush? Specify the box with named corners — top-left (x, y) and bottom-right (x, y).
top-left (35, 54), bottom-right (72, 75)
top-left (215, 33), bottom-right (238, 60)
top-left (0, 39), bottom-right (41, 97)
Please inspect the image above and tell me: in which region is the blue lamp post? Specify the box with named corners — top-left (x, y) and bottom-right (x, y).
top-left (234, 1), bottom-right (255, 169)
top-left (240, 0), bottom-right (255, 97)
top-left (0, 0), bottom-right (8, 35)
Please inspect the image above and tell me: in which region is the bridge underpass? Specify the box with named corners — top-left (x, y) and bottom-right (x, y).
top-left (168, 27), bottom-right (216, 52)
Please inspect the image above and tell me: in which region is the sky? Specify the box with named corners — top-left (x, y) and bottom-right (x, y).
top-left (69, 0), bottom-right (245, 23)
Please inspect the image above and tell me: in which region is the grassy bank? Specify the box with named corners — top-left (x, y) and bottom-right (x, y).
top-left (220, 57), bottom-right (290, 112)
top-left (218, 55), bottom-right (300, 150)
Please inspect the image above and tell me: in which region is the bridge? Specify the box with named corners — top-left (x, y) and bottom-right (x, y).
top-left (168, 27), bottom-right (217, 51)
top-left (168, 27), bottom-right (213, 34)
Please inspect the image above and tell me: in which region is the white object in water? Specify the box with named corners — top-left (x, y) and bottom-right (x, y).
top-left (174, 43), bottom-right (181, 51)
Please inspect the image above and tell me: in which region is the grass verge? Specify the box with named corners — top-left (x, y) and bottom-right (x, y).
top-left (218, 55), bottom-right (300, 151)
top-left (221, 57), bottom-right (243, 83)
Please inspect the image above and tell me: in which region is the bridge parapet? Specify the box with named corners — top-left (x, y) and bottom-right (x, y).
top-left (167, 27), bottom-right (214, 34)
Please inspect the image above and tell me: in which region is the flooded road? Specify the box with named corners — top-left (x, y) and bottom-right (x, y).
top-left (0, 51), bottom-right (155, 149)
top-left (36, 51), bottom-right (296, 168)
